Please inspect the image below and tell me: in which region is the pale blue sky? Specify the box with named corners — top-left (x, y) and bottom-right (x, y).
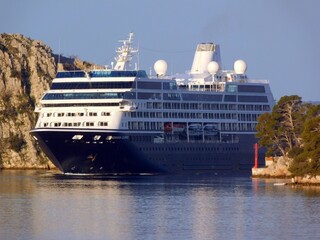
top-left (1, 0), bottom-right (319, 101)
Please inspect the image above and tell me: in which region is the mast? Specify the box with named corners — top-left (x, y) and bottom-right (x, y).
top-left (114, 32), bottom-right (138, 70)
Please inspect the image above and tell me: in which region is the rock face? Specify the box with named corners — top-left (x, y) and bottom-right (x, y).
top-left (252, 156), bottom-right (293, 178)
top-left (0, 33), bottom-right (96, 169)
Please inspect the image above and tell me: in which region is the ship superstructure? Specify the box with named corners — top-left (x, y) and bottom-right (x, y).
top-left (30, 33), bottom-right (274, 175)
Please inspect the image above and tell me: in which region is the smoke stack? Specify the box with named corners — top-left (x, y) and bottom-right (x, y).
top-left (190, 43), bottom-right (221, 74)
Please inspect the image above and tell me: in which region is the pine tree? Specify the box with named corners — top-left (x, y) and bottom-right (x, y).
top-left (289, 104), bottom-right (320, 176)
top-left (256, 95), bottom-right (320, 176)
top-left (256, 95), bottom-right (304, 158)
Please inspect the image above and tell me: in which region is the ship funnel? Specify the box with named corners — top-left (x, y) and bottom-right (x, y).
top-left (190, 43), bottom-right (221, 74)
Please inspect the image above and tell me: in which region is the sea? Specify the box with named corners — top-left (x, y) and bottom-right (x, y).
top-left (1, 170), bottom-right (320, 240)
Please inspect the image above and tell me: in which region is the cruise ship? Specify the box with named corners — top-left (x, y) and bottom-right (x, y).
top-left (30, 33), bottom-right (275, 175)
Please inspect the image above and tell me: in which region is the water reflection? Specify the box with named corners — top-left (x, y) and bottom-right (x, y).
top-left (1, 170), bottom-right (320, 240)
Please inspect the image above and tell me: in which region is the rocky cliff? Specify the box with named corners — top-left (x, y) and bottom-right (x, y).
top-left (0, 33), bottom-right (96, 169)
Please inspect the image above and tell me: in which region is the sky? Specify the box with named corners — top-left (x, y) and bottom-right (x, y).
top-left (1, 0), bottom-right (319, 102)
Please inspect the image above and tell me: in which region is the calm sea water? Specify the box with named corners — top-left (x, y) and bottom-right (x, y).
top-left (1, 170), bottom-right (320, 240)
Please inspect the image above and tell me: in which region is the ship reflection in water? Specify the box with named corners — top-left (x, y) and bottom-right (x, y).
top-left (1, 170), bottom-right (320, 239)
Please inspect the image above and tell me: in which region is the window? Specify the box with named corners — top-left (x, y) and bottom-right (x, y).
top-left (137, 92), bottom-right (161, 100)
top-left (137, 81), bottom-right (162, 89)
top-left (67, 113), bottom-right (76, 117)
top-left (56, 71), bottom-right (86, 78)
top-left (98, 122), bottom-right (108, 126)
top-left (181, 93), bottom-right (222, 101)
top-left (224, 95), bottom-right (237, 102)
top-left (226, 84), bottom-right (237, 93)
top-left (238, 85), bottom-right (265, 93)
top-left (163, 93), bottom-right (180, 100)
top-left (89, 70), bottom-right (147, 78)
top-left (238, 96), bottom-right (268, 103)
top-left (163, 82), bottom-right (178, 90)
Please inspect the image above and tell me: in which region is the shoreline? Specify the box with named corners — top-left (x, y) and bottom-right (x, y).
top-left (252, 165), bottom-right (320, 185)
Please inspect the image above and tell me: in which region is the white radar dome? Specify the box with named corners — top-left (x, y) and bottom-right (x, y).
top-left (154, 60), bottom-right (168, 76)
top-left (234, 59), bottom-right (247, 74)
top-left (207, 61), bottom-right (219, 74)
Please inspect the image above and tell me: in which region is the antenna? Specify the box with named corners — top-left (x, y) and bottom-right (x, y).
top-left (58, 38), bottom-right (61, 65)
top-left (137, 37), bottom-right (140, 70)
top-left (114, 32), bottom-right (138, 70)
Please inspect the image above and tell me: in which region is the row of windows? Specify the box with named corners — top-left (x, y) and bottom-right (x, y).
top-left (130, 111), bottom-right (257, 120)
top-left (51, 81), bottom-right (134, 90)
top-left (42, 121), bottom-right (109, 127)
top-left (43, 90), bottom-right (269, 103)
top-left (42, 94), bottom-right (270, 110)
top-left (43, 109), bottom-right (259, 121)
top-left (146, 102), bottom-right (270, 111)
top-left (41, 119), bottom-right (256, 132)
top-left (51, 80), bottom-right (178, 91)
top-left (226, 84), bottom-right (266, 93)
top-left (89, 70), bottom-right (147, 78)
top-left (42, 103), bottom-right (119, 107)
top-left (43, 112), bottom-right (110, 117)
top-left (139, 93), bottom-right (268, 103)
top-left (52, 70), bottom-right (143, 79)
top-left (127, 121), bottom-right (257, 132)
top-left (56, 71), bottom-right (86, 78)
top-left (43, 92), bottom-right (124, 100)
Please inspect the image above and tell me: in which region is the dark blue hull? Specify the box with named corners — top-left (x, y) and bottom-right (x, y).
top-left (30, 129), bottom-right (265, 176)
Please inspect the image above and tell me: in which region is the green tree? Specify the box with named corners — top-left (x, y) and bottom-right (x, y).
top-left (256, 112), bottom-right (285, 156)
top-left (289, 104), bottom-right (320, 176)
top-left (256, 95), bottom-right (304, 157)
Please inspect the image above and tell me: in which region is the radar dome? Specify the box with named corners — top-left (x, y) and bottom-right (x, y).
top-left (154, 60), bottom-right (168, 76)
top-left (207, 61), bottom-right (219, 74)
top-left (234, 59), bottom-right (247, 74)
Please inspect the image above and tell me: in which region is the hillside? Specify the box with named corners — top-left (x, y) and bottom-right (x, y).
top-left (0, 33), bottom-right (96, 169)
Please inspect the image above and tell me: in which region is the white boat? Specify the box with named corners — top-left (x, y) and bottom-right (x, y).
top-left (30, 32), bottom-right (275, 175)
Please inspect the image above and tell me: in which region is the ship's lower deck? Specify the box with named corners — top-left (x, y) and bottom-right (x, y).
top-left (30, 128), bottom-right (265, 176)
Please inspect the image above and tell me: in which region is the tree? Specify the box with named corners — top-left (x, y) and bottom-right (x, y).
top-left (256, 95), bottom-right (320, 176)
top-left (256, 95), bottom-right (304, 158)
top-left (289, 104), bottom-right (320, 176)
top-left (256, 112), bottom-right (286, 156)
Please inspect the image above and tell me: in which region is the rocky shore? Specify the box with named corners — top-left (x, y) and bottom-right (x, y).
top-left (252, 157), bottom-right (320, 185)
top-left (0, 33), bottom-right (96, 169)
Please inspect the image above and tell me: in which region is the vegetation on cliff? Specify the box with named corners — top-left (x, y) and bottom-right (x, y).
top-left (256, 95), bottom-right (320, 176)
top-left (0, 33), bottom-right (97, 169)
